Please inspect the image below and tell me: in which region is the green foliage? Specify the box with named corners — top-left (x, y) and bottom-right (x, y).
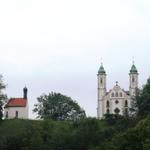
top-left (33, 92), bottom-right (86, 121)
top-left (137, 78), bottom-right (150, 117)
top-left (107, 115), bottom-right (150, 150)
top-left (143, 139), bottom-right (150, 150)
top-left (129, 78), bottom-right (150, 119)
top-left (0, 116), bottom-right (138, 150)
top-left (0, 75), bottom-right (7, 120)
top-left (70, 118), bottom-right (106, 150)
top-left (129, 88), bottom-right (140, 117)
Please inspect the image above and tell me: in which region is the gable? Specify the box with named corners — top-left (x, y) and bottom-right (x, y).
top-left (105, 85), bottom-right (130, 99)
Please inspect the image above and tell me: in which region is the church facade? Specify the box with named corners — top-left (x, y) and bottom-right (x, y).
top-left (97, 63), bottom-right (138, 119)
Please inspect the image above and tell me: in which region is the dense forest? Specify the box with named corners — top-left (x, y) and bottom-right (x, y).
top-left (0, 78), bottom-right (150, 150)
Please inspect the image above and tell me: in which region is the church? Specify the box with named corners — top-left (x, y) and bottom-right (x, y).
top-left (97, 62), bottom-right (138, 119)
top-left (4, 87), bottom-right (29, 119)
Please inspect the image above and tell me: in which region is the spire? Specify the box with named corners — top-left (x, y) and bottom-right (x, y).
top-left (132, 56), bottom-right (135, 65)
top-left (98, 62), bottom-right (106, 75)
top-left (130, 58), bottom-right (138, 74)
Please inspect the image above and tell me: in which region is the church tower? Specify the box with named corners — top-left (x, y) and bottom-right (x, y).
top-left (23, 87), bottom-right (28, 99)
top-left (129, 62), bottom-right (138, 97)
top-left (97, 63), bottom-right (106, 119)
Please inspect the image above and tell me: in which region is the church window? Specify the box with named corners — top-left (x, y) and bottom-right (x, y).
top-left (115, 100), bottom-right (119, 104)
top-left (6, 111), bottom-right (8, 118)
top-left (100, 78), bottom-right (103, 84)
top-left (132, 77), bottom-right (135, 82)
top-left (125, 100), bottom-right (128, 107)
top-left (106, 109), bottom-right (110, 114)
top-left (106, 101), bottom-right (109, 107)
top-left (115, 92), bottom-right (118, 97)
top-left (120, 92), bottom-right (122, 97)
top-left (15, 111), bottom-right (18, 118)
top-left (111, 93), bottom-right (114, 97)
top-left (114, 108), bottom-right (120, 114)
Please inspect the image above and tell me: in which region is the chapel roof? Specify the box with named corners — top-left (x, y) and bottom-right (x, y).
top-left (5, 98), bottom-right (27, 108)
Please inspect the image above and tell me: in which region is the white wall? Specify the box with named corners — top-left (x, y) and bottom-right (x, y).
top-left (4, 106), bottom-right (28, 119)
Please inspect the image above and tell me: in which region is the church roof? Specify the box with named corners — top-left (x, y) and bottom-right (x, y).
top-left (130, 64), bottom-right (138, 74)
top-left (98, 64), bottom-right (106, 74)
top-left (5, 98), bottom-right (27, 108)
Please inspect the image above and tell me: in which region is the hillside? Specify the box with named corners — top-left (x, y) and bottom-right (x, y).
top-left (0, 115), bottom-right (149, 150)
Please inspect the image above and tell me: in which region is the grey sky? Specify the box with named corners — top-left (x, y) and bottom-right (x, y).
top-left (0, 0), bottom-right (150, 118)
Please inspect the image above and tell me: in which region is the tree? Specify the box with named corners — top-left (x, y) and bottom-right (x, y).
top-left (33, 92), bottom-right (86, 121)
top-left (129, 88), bottom-right (140, 118)
top-left (137, 78), bottom-right (150, 117)
top-left (130, 78), bottom-right (150, 118)
top-left (0, 75), bottom-right (7, 120)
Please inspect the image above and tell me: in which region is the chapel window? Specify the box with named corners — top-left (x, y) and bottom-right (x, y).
top-left (15, 111), bottom-right (18, 118)
top-left (6, 111), bottom-right (8, 119)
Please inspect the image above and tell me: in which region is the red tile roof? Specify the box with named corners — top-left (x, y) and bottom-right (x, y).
top-left (5, 98), bottom-right (27, 108)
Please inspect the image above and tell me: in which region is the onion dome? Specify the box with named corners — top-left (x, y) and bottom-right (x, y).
top-left (98, 63), bottom-right (106, 75)
top-left (130, 64), bottom-right (138, 74)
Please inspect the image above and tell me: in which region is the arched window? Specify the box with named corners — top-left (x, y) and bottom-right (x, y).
top-left (106, 101), bottom-right (109, 107)
top-left (15, 111), bottom-right (18, 118)
top-left (115, 92), bottom-right (118, 97)
top-left (125, 100), bottom-right (128, 107)
top-left (114, 108), bottom-right (120, 114)
top-left (106, 109), bottom-right (110, 114)
top-left (6, 111), bottom-right (8, 119)
top-left (120, 92), bottom-right (122, 97)
top-left (111, 93), bottom-right (114, 97)
top-left (132, 77), bottom-right (135, 82)
top-left (100, 78), bottom-right (103, 84)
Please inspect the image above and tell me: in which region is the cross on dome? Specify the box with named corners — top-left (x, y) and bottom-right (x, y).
top-left (101, 58), bottom-right (103, 65)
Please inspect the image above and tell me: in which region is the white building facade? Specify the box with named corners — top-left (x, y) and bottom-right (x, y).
top-left (97, 63), bottom-right (138, 119)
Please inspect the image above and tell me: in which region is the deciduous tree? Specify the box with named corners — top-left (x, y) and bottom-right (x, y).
top-left (33, 92), bottom-right (86, 121)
